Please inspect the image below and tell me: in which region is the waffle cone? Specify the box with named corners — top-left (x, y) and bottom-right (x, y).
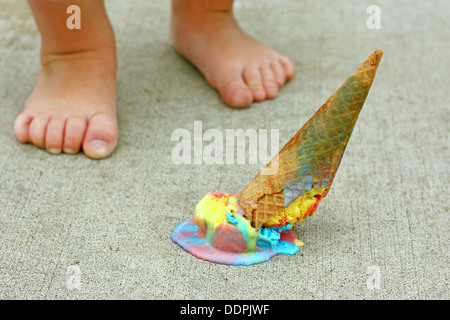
top-left (239, 50), bottom-right (383, 229)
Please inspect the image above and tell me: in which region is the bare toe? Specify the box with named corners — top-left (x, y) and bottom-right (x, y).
top-left (218, 74), bottom-right (253, 108)
top-left (271, 60), bottom-right (287, 88)
top-left (279, 56), bottom-right (295, 81)
top-left (14, 112), bottom-right (33, 143)
top-left (63, 115), bottom-right (87, 154)
top-left (243, 66), bottom-right (266, 102)
top-left (45, 116), bottom-right (67, 154)
top-left (29, 114), bottom-right (51, 148)
top-left (82, 113), bottom-right (118, 159)
top-left (260, 64), bottom-right (279, 99)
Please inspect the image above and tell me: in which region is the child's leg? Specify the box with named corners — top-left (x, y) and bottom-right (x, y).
top-left (14, 0), bottom-right (118, 159)
top-left (170, 0), bottom-right (294, 108)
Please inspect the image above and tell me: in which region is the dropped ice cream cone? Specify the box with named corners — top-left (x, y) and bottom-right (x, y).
top-left (171, 50), bottom-right (383, 266)
top-left (239, 50), bottom-right (383, 229)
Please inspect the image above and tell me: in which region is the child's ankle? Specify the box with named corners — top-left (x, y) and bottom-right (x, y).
top-left (40, 42), bottom-right (116, 68)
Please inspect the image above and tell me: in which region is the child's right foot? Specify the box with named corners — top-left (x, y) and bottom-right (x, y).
top-left (15, 0), bottom-right (118, 159)
top-left (14, 49), bottom-right (118, 159)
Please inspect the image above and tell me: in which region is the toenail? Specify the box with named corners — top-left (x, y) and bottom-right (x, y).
top-left (48, 148), bottom-right (61, 155)
top-left (63, 148), bottom-right (77, 154)
top-left (231, 88), bottom-right (246, 95)
top-left (88, 139), bottom-right (109, 152)
top-left (267, 86), bottom-right (278, 96)
top-left (88, 139), bottom-right (108, 157)
top-left (230, 88), bottom-right (249, 106)
top-left (254, 88), bottom-right (265, 97)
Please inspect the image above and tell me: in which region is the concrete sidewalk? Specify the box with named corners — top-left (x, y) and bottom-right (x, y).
top-left (0, 0), bottom-right (448, 299)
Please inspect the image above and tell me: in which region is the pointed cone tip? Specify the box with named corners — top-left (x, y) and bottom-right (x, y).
top-left (352, 49), bottom-right (383, 89)
top-left (370, 49), bottom-right (383, 66)
top-left (359, 49), bottom-right (383, 73)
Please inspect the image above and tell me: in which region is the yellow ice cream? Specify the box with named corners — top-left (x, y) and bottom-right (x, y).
top-left (263, 187), bottom-right (328, 227)
top-left (193, 193), bottom-right (229, 240)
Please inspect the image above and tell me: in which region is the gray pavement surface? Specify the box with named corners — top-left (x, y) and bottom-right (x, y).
top-left (0, 0), bottom-right (448, 299)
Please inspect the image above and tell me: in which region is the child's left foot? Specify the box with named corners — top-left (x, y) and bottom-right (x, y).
top-left (170, 0), bottom-right (294, 108)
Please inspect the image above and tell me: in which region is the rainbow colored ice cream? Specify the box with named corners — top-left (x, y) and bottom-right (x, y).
top-left (171, 192), bottom-right (303, 266)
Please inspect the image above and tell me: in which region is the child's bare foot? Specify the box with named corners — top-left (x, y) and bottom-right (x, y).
top-left (15, 0), bottom-right (118, 159)
top-left (170, 0), bottom-right (295, 108)
top-left (15, 50), bottom-right (118, 158)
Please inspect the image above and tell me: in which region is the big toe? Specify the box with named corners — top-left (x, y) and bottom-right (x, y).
top-left (218, 75), bottom-right (253, 108)
top-left (82, 113), bottom-right (118, 159)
